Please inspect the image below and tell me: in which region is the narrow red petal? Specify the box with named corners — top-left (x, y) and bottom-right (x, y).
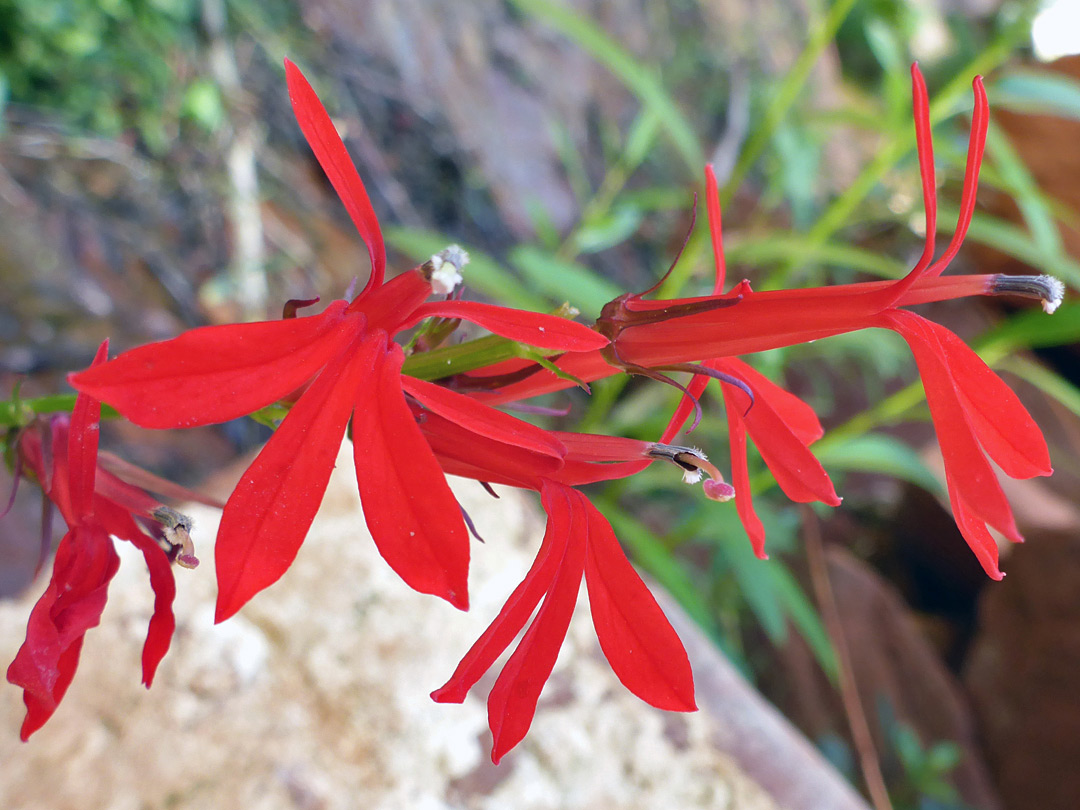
top-left (720, 377), bottom-right (840, 506)
top-left (945, 469), bottom-right (1004, 580)
top-left (96, 451), bottom-right (226, 510)
top-left (582, 493), bottom-right (695, 711)
top-left (70, 302), bottom-right (354, 429)
top-left (402, 301), bottom-right (610, 352)
top-left (420, 408), bottom-right (563, 488)
top-left (704, 164), bottom-right (726, 293)
top-left (352, 338), bottom-right (470, 610)
top-left (884, 311), bottom-right (1021, 541)
top-left (926, 75), bottom-right (988, 277)
top-left (907, 63), bottom-right (938, 280)
top-left (402, 376), bottom-right (566, 459)
top-left (724, 390), bottom-right (768, 559)
top-left (285, 59), bottom-right (386, 295)
top-left (68, 340), bottom-right (109, 519)
top-left (431, 482), bottom-right (569, 704)
top-left (923, 319), bottom-right (1051, 479)
top-left (214, 331), bottom-right (368, 622)
top-left (714, 358), bottom-right (823, 444)
top-left (99, 500), bottom-right (177, 685)
top-left (488, 485), bottom-right (587, 763)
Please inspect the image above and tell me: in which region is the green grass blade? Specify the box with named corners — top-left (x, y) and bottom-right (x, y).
top-left (511, 0), bottom-right (705, 174)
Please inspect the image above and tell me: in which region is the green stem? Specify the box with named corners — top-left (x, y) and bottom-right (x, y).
top-left (0, 394), bottom-right (119, 427)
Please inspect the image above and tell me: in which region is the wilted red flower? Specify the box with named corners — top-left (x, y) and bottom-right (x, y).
top-left (71, 60), bottom-right (608, 622)
top-left (6, 342), bottom-right (194, 739)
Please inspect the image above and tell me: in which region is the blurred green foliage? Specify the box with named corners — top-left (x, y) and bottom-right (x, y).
top-left (0, 0), bottom-right (300, 149)
top-left (0, 0), bottom-right (203, 148)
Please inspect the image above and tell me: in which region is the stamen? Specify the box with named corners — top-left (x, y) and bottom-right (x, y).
top-left (427, 244), bottom-right (470, 295)
top-left (153, 505), bottom-right (199, 569)
top-left (991, 274), bottom-right (1065, 314)
top-left (646, 443), bottom-right (736, 502)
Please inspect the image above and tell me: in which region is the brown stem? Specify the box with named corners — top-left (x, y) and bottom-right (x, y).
top-left (802, 506), bottom-right (893, 810)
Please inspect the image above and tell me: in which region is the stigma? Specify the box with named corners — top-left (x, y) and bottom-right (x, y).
top-left (646, 443), bottom-right (736, 502)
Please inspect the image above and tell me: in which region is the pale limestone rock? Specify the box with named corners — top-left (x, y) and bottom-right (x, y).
top-left (0, 442), bottom-right (857, 809)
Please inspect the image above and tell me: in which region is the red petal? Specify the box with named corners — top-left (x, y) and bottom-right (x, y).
top-left (945, 469), bottom-right (1004, 580)
top-left (7, 526), bottom-right (119, 738)
top-left (714, 358), bottom-right (823, 444)
top-left (721, 378), bottom-right (840, 507)
top-left (924, 319), bottom-right (1051, 479)
top-left (420, 409), bottom-right (563, 488)
top-left (431, 481), bottom-right (569, 704)
top-left (402, 301), bottom-right (609, 352)
top-left (133, 535), bottom-right (176, 686)
top-left (18, 638), bottom-right (83, 740)
top-left (352, 338), bottom-right (470, 610)
top-left (884, 311), bottom-right (1021, 541)
top-left (582, 494), bottom-right (695, 711)
top-left (724, 390), bottom-right (767, 559)
top-left (402, 376), bottom-right (566, 459)
top-left (488, 485), bottom-right (587, 763)
top-left (926, 75), bottom-right (988, 277)
top-left (70, 302), bottom-right (354, 429)
top-left (214, 330), bottom-right (369, 622)
top-left (704, 164), bottom-right (726, 293)
top-left (98, 500), bottom-right (177, 685)
top-left (285, 59), bottom-right (386, 295)
top-left (68, 340), bottom-right (109, 518)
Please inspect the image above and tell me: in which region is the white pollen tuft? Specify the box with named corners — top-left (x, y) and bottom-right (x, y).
top-left (429, 244), bottom-right (469, 295)
top-left (682, 469), bottom-right (704, 485)
top-left (1041, 275), bottom-right (1065, 314)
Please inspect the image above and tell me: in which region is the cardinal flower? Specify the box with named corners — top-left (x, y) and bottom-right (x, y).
top-left (6, 342), bottom-right (195, 739)
top-left (70, 59), bottom-right (608, 621)
top-left (467, 65), bottom-right (1061, 575)
top-left (402, 379), bottom-right (724, 762)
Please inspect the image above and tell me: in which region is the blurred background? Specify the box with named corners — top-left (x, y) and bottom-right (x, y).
top-left (2, 1), bottom-right (1080, 808)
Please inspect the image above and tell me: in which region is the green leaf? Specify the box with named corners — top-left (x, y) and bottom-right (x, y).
top-left (816, 434), bottom-right (944, 496)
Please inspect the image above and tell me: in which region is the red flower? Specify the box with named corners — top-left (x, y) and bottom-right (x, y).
top-left (469, 65), bottom-right (1060, 574)
top-left (70, 60), bottom-right (608, 622)
top-left (410, 383), bottom-right (708, 762)
top-left (7, 342), bottom-right (186, 739)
